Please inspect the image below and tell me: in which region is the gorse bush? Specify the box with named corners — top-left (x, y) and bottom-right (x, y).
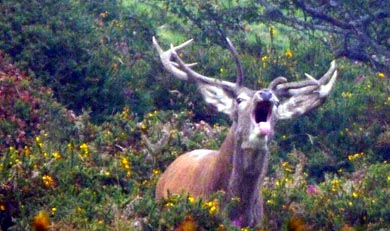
top-left (1, 0), bottom-right (390, 230)
top-left (0, 0), bottom-right (165, 122)
top-left (0, 51), bottom-right (75, 151)
top-left (0, 0), bottom-right (117, 121)
top-left (1, 49), bottom-right (390, 230)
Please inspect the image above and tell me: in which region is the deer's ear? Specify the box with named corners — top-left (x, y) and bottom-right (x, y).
top-left (198, 84), bottom-right (234, 115)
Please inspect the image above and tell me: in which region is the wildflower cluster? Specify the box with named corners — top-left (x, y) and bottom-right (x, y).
top-left (120, 157), bottom-right (132, 177)
top-left (79, 143), bottom-right (89, 159)
top-left (284, 49), bottom-right (293, 58)
top-left (139, 110), bottom-right (159, 133)
top-left (377, 72), bottom-right (385, 78)
top-left (203, 199), bottom-right (219, 215)
top-left (42, 175), bottom-right (56, 188)
top-left (35, 136), bottom-right (43, 149)
top-left (120, 106), bottom-right (132, 120)
top-left (341, 91), bottom-right (353, 98)
top-left (348, 152), bottom-right (364, 161)
top-left (139, 191), bottom-right (227, 230)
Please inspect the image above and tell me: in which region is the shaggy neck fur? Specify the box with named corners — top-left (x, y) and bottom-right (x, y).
top-left (219, 123), bottom-right (270, 227)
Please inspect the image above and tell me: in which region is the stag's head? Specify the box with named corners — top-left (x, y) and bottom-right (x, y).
top-left (232, 88), bottom-right (278, 149)
top-left (153, 37), bottom-right (337, 150)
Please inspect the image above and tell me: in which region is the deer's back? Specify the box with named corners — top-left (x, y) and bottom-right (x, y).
top-left (155, 149), bottom-right (223, 199)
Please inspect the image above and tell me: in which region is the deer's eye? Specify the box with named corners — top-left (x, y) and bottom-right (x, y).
top-left (236, 97), bottom-right (244, 104)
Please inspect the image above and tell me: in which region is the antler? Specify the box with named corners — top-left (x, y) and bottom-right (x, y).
top-left (274, 60), bottom-right (338, 120)
top-left (152, 36), bottom-right (240, 92)
top-left (270, 60), bottom-right (338, 97)
top-left (226, 38), bottom-right (244, 87)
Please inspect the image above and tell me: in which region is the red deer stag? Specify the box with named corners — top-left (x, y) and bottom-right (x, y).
top-left (153, 37), bottom-right (337, 227)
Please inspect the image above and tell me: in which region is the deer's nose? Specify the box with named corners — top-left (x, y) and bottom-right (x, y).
top-left (259, 90), bottom-right (272, 100)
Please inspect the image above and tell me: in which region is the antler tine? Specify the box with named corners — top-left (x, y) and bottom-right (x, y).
top-left (153, 36), bottom-right (194, 54)
top-left (318, 60), bottom-right (337, 85)
top-left (171, 62), bottom-right (198, 68)
top-left (169, 44), bottom-right (236, 90)
top-left (271, 78), bottom-right (318, 97)
top-left (269, 76), bottom-right (287, 90)
top-left (153, 36), bottom-right (192, 81)
top-left (226, 38), bottom-right (244, 87)
top-left (153, 36), bottom-right (237, 91)
top-left (271, 60), bottom-right (337, 97)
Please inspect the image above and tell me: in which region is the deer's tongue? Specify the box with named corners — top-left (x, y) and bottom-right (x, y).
top-left (258, 122), bottom-right (271, 135)
top-left (253, 100), bottom-right (272, 136)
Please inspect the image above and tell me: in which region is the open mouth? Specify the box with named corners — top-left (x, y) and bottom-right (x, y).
top-left (252, 101), bottom-right (273, 135)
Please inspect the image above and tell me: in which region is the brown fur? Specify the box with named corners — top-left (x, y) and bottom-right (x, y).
top-left (156, 128), bottom-right (234, 199)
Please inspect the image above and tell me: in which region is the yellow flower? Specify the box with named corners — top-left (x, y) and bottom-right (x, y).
top-left (269, 26), bottom-right (276, 37)
top-left (287, 216), bottom-right (309, 231)
top-left (266, 199), bottom-right (274, 205)
top-left (52, 152), bottom-right (61, 160)
top-left (203, 200), bottom-right (219, 215)
top-left (285, 49), bottom-right (293, 58)
top-left (331, 178), bottom-right (340, 186)
top-left (121, 157), bottom-right (131, 170)
top-left (24, 146), bottom-right (32, 157)
top-left (209, 204), bottom-right (218, 215)
top-left (35, 136), bottom-right (43, 148)
top-left (188, 196), bottom-right (195, 204)
top-left (0, 203), bottom-right (5, 211)
top-left (352, 192), bottom-right (359, 198)
top-left (51, 207), bottom-right (57, 215)
top-left (140, 123), bottom-right (147, 132)
top-left (341, 91), bottom-right (353, 98)
top-left (121, 106), bottom-right (131, 120)
top-left (32, 210), bottom-right (50, 231)
top-left (80, 143), bottom-right (88, 152)
top-left (165, 202), bottom-right (174, 207)
top-left (347, 154), bottom-right (353, 161)
top-left (176, 215), bottom-right (197, 231)
top-left (282, 161), bottom-right (294, 172)
top-left (378, 72), bottom-right (385, 78)
top-left (100, 11), bottom-right (108, 18)
top-left (42, 175), bottom-right (56, 188)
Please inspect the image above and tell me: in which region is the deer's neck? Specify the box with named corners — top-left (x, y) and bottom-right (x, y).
top-left (213, 127), bottom-right (235, 190)
top-left (226, 122), bottom-right (270, 227)
top-left (213, 124), bottom-right (270, 227)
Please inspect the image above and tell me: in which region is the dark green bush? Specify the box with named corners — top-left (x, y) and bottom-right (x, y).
top-left (0, 0), bottom-right (168, 122)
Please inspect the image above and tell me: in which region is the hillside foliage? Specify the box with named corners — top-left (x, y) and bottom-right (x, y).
top-left (1, 0), bottom-right (390, 230)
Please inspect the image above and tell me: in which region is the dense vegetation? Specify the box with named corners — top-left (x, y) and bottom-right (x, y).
top-left (1, 0), bottom-right (390, 230)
